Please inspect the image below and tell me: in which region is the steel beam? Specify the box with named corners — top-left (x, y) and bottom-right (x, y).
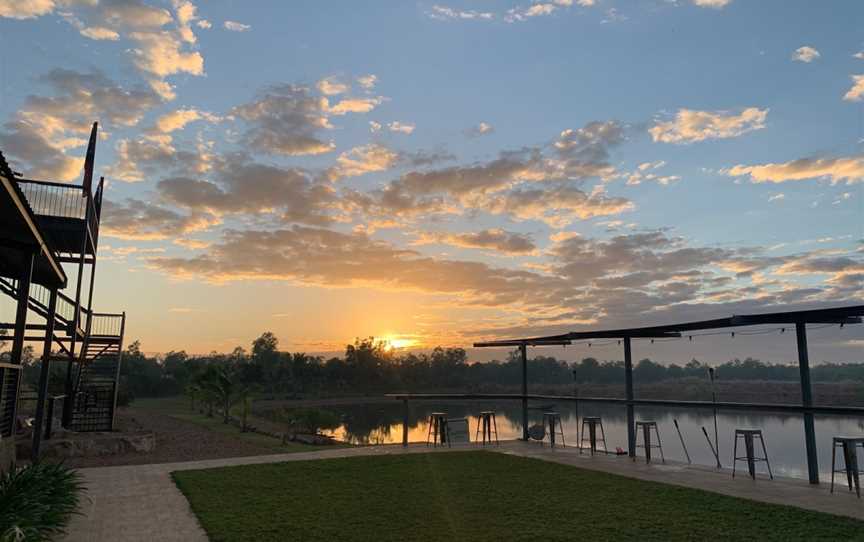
top-left (796, 322), bottom-right (819, 484)
top-left (624, 336), bottom-right (636, 458)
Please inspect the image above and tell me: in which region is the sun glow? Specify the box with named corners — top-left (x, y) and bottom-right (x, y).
top-left (381, 336), bottom-right (417, 350)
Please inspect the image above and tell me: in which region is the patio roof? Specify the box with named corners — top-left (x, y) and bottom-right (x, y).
top-left (473, 305), bottom-right (864, 347)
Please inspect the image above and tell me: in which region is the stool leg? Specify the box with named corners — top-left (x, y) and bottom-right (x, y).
top-left (655, 425), bottom-right (665, 463)
top-left (475, 416), bottom-right (481, 444)
top-left (850, 444), bottom-right (860, 498)
top-left (831, 442), bottom-right (837, 493)
top-left (558, 418), bottom-right (565, 447)
top-left (549, 417), bottom-right (556, 448)
top-left (745, 434), bottom-right (756, 480)
top-left (599, 421), bottom-right (607, 453)
top-left (843, 443), bottom-right (856, 494)
top-left (732, 433), bottom-right (738, 478)
top-left (492, 414), bottom-right (499, 445)
top-left (643, 424), bottom-right (652, 464)
top-left (579, 420), bottom-right (586, 454)
top-left (759, 434), bottom-right (773, 480)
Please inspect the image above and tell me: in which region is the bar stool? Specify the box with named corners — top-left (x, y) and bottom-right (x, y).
top-left (732, 428), bottom-right (773, 480)
top-left (831, 436), bottom-right (864, 498)
top-left (426, 412), bottom-right (449, 447)
top-left (542, 412), bottom-right (565, 448)
top-left (475, 411), bottom-right (499, 446)
top-left (579, 416), bottom-right (607, 455)
top-left (634, 420), bottom-right (665, 464)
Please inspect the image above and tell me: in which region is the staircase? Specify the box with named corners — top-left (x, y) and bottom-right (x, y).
top-left (68, 320), bottom-right (124, 432)
top-left (0, 276), bottom-right (125, 432)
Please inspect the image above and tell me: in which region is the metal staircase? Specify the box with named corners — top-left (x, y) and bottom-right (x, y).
top-left (0, 122), bottom-right (127, 433)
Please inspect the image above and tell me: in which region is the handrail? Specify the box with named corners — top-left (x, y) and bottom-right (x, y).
top-left (16, 179), bottom-right (87, 219)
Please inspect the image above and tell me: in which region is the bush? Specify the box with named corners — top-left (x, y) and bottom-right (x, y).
top-left (0, 462), bottom-right (85, 541)
top-left (280, 408), bottom-right (340, 434)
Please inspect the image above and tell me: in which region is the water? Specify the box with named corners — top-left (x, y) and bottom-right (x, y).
top-left (317, 400), bottom-right (864, 480)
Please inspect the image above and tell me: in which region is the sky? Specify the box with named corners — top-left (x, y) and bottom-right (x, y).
top-left (0, 0), bottom-right (862, 363)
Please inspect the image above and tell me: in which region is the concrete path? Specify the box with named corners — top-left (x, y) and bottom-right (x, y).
top-left (64, 441), bottom-right (863, 541)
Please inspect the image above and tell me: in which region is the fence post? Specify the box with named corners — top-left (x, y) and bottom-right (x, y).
top-left (624, 336), bottom-right (636, 458)
top-left (402, 399), bottom-right (409, 447)
top-left (796, 322), bottom-right (819, 484)
top-left (521, 343), bottom-right (528, 441)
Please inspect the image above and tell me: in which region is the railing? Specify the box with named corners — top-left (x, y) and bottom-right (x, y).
top-left (15, 178), bottom-right (102, 250)
top-left (87, 312), bottom-right (124, 337)
top-left (0, 277), bottom-right (81, 334)
top-left (0, 363), bottom-right (21, 437)
top-left (16, 179), bottom-right (86, 219)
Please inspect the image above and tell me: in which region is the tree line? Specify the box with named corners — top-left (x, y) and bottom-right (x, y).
top-left (108, 332), bottom-right (864, 402)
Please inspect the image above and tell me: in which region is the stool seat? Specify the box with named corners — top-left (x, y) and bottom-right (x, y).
top-left (833, 436), bottom-right (864, 442)
top-left (635, 420), bottom-right (658, 426)
top-left (735, 428), bottom-right (763, 434)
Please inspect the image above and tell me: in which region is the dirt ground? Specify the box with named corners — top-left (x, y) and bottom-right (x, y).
top-left (61, 407), bottom-right (285, 469)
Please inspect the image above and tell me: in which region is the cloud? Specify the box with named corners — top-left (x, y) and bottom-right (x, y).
top-left (725, 155), bottom-right (864, 184)
top-left (650, 107), bottom-right (767, 144)
top-left (356, 74), bottom-right (378, 90)
top-left (327, 144), bottom-right (400, 180)
top-left (104, 134), bottom-right (215, 181)
top-left (158, 157), bottom-right (341, 226)
top-left (483, 184), bottom-right (634, 227)
top-left (625, 160), bottom-right (679, 186)
top-left (768, 193), bottom-right (785, 202)
top-left (196, 19), bottom-right (210, 28)
top-left (153, 108), bottom-right (220, 133)
top-left (101, 198), bottom-right (218, 240)
top-left (387, 121), bottom-right (415, 134)
top-left (316, 77), bottom-right (348, 96)
top-left (505, 0), bottom-right (595, 22)
top-left (231, 83), bottom-right (383, 157)
top-left (413, 228), bottom-right (537, 254)
top-left (464, 122), bottom-right (494, 137)
top-left (0, 0), bottom-right (55, 19)
top-left (223, 20), bottom-right (250, 31)
top-left (843, 75), bottom-right (864, 102)
top-left (0, 68), bottom-right (160, 180)
top-left (427, 5), bottom-right (494, 20)
top-left (692, 0), bottom-right (731, 7)
top-left (792, 46), bottom-right (820, 63)
top-left (854, 52), bottom-right (864, 60)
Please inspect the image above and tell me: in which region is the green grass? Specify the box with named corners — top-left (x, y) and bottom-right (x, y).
top-left (173, 451), bottom-right (864, 542)
top-left (131, 396), bottom-right (342, 453)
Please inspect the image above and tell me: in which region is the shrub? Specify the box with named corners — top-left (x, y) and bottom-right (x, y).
top-left (0, 462), bottom-right (85, 541)
top-left (281, 408), bottom-right (340, 434)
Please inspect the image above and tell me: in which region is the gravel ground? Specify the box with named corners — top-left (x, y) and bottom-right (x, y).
top-left (62, 407), bottom-right (284, 468)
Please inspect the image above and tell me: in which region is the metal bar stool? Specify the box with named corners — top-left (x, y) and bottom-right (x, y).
top-left (475, 411), bottom-right (499, 446)
top-left (831, 436), bottom-right (864, 498)
top-left (579, 416), bottom-right (607, 455)
top-left (542, 412), bottom-right (565, 448)
top-left (732, 428), bottom-right (773, 480)
top-left (634, 420), bottom-right (665, 463)
top-left (426, 412), bottom-right (449, 447)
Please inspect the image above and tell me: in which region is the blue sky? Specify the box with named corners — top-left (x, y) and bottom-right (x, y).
top-left (0, 0), bottom-right (862, 362)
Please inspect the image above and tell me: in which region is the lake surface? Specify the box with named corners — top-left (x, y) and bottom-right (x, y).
top-left (319, 400), bottom-right (864, 480)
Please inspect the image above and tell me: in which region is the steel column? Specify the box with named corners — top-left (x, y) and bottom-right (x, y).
top-left (796, 322), bottom-right (819, 484)
top-left (32, 288), bottom-right (58, 460)
top-left (520, 343), bottom-right (528, 441)
top-left (624, 336), bottom-right (636, 457)
top-left (8, 252), bottom-right (35, 439)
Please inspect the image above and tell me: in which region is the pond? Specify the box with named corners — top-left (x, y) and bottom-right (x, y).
top-left (316, 400), bottom-right (864, 480)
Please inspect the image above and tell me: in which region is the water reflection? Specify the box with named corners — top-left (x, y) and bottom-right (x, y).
top-left (316, 400), bottom-right (864, 480)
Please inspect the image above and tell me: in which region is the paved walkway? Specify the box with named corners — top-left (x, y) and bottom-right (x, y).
top-left (64, 441), bottom-right (863, 541)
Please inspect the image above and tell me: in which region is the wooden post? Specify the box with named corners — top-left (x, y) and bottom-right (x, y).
top-left (796, 322), bottom-right (819, 484)
top-left (402, 399), bottom-right (409, 447)
top-left (521, 343), bottom-right (528, 441)
top-left (624, 336), bottom-right (636, 458)
top-left (32, 288), bottom-right (58, 461)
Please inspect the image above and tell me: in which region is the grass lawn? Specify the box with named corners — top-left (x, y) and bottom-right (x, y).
top-left (173, 451), bottom-right (864, 542)
top-left (132, 396), bottom-right (340, 453)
